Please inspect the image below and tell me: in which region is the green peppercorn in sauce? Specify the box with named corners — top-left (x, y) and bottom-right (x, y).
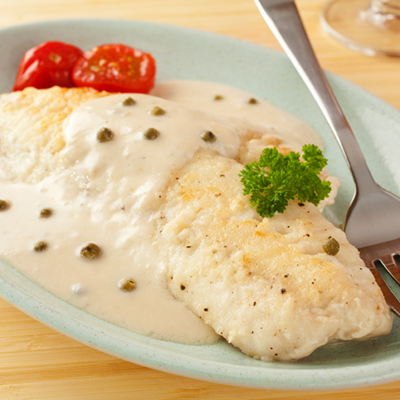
top-left (0, 80), bottom-right (326, 346)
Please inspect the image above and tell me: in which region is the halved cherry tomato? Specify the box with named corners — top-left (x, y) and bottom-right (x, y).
top-left (13, 41), bottom-right (83, 91)
top-left (72, 44), bottom-right (156, 94)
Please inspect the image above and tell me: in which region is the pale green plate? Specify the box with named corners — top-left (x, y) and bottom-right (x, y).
top-left (0, 19), bottom-right (400, 390)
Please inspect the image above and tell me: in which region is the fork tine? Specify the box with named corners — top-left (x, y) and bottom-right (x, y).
top-left (381, 254), bottom-right (400, 286)
top-left (369, 259), bottom-right (400, 317)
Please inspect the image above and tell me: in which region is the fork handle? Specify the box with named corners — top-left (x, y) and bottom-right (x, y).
top-left (254, 0), bottom-right (377, 193)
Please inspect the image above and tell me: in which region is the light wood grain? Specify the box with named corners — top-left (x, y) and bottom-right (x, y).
top-left (1, 1), bottom-right (400, 399)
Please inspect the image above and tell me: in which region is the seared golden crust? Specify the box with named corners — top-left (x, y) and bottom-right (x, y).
top-left (0, 86), bottom-right (109, 181)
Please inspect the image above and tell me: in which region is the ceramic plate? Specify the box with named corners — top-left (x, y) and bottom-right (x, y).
top-left (1, 19), bottom-right (400, 391)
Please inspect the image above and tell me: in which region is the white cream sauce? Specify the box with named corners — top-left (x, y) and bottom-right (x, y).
top-left (0, 81), bottom-right (321, 344)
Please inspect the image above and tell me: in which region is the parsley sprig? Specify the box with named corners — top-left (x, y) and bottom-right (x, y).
top-left (239, 144), bottom-right (331, 218)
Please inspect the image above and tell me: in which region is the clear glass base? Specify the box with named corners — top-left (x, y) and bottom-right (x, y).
top-left (321, 0), bottom-right (400, 57)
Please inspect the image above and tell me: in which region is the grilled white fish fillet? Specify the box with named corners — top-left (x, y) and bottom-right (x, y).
top-left (0, 86), bottom-right (392, 361)
top-left (157, 151), bottom-right (393, 361)
top-left (0, 86), bottom-right (108, 182)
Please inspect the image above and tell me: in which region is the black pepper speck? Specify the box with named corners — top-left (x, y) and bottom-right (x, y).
top-left (40, 208), bottom-right (53, 218)
top-left (34, 241), bottom-right (48, 252)
top-left (0, 200), bottom-right (10, 211)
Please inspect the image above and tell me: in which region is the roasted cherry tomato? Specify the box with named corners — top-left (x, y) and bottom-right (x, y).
top-left (72, 44), bottom-right (156, 93)
top-left (13, 41), bottom-right (83, 91)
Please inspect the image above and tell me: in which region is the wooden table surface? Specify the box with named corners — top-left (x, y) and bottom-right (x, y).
top-left (1, 1), bottom-right (400, 399)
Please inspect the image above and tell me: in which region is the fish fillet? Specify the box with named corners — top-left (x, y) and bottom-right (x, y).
top-left (0, 86), bottom-right (108, 182)
top-left (157, 151), bottom-right (393, 361)
top-left (0, 86), bottom-right (392, 361)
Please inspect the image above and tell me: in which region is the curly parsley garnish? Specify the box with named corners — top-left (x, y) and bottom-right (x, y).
top-left (239, 144), bottom-right (331, 218)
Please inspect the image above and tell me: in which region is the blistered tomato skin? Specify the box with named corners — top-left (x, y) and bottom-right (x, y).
top-left (13, 41), bottom-right (83, 91)
top-left (72, 44), bottom-right (156, 93)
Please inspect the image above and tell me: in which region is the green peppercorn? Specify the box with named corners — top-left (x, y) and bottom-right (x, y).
top-left (0, 199), bottom-right (10, 211)
top-left (150, 106), bottom-right (165, 116)
top-left (40, 208), bottom-right (52, 218)
top-left (34, 241), bottom-right (48, 252)
top-left (248, 97), bottom-right (258, 104)
top-left (122, 97), bottom-right (136, 106)
top-left (200, 130), bottom-right (216, 143)
top-left (143, 127), bottom-right (160, 140)
top-left (118, 278), bottom-right (137, 292)
top-left (80, 243), bottom-right (102, 260)
top-left (97, 127), bottom-right (114, 143)
top-left (322, 236), bottom-right (340, 256)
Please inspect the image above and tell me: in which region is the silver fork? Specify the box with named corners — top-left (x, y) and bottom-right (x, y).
top-left (254, 0), bottom-right (400, 315)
